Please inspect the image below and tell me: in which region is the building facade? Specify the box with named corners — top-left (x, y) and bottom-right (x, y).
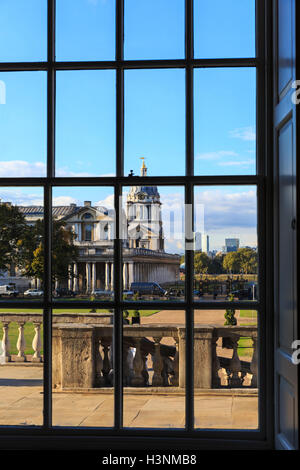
top-left (1, 162), bottom-right (180, 293)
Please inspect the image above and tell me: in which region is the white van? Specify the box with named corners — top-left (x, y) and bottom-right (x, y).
top-left (0, 285), bottom-right (19, 297)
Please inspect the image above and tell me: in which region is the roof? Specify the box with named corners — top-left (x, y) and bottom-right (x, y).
top-left (18, 205), bottom-right (113, 219)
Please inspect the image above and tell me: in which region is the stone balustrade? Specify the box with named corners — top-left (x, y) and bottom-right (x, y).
top-left (0, 313), bottom-right (257, 390)
top-left (52, 323), bottom-right (258, 391)
top-left (0, 312), bottom-right (113, 363)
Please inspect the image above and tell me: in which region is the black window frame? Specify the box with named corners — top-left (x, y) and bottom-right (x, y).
top-left (0, 0), bottom-right (274, 451)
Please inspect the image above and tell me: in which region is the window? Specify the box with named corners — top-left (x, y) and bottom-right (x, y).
top-left (0, 0), bottom-right (273, 451)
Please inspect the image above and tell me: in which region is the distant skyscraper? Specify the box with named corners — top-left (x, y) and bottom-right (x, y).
top-left (201, 234), bottom-right (209, 253)
top-left (195, 232), bottom-right (202, 251)
top-left (225, 238), bottom-right (240, 252)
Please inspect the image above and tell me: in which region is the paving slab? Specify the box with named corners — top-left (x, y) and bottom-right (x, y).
top-left (0, 365), bottom-right (258, 429)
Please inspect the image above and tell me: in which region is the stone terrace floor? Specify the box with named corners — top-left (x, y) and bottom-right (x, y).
top-left (0, 365), bottom-right (258, 429)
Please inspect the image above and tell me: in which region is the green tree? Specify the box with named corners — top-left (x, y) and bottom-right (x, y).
top-left (0, 203), bottom-right (27, 272)
top-left (208, 253), bottom-right (224, 274)
top-left (0, 204), bottom-right (78, 284)
top-left (19, 219), bottom-right (78, 284)
top-left (237, 247), bottom-right (258, 274)
top-left (223, 251), bottom-right (241, 274)
top-left (194, 252), bottom-right (210, 275)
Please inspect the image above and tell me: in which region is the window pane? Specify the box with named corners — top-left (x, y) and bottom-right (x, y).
top-left (194, 68), bottom-right (256, 176)
top-left (52, 187), bottom-right (115, 301)
top-left (0, 187), bottom-right (44, 302)
top-left (124, 0), bottom-right (184, 60)
top-left (0, 316), bottom-right (44, 425)
top-left (0, 0), bottom-right (47, 62)
top-left (125, 69), bottom-right (185, 176)
top-left (52, 309), bottom-right (114, 427)
top-left (56, 71), bottom-right (116, 177)
top-left (191, 186), bottom-right (258, 302)
top-left (0, 188), bottom-right (44, 425)
top-left (194, 0), bottom-right (255, 59)
top-left (123, 310), bottom-right (185, 428)
top-left (0, 72), bottom-right (47, 177)
top-left (56, 0), bottom-right (115, 61)
top-left (122, 186), bottom-right (184, 302)
top-left (194, 309), bottom-right (258, 429)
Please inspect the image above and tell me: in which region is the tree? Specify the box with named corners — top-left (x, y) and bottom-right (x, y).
top-left (194, 252), bottom-right (210, 275)
top-left (237, 247), bottom-right (258, 274)
top-left (0, 203), bottom-right (28, 272)
top-left (19, 219), bottom-right (78, 284)
top-left (208, 253), bottom-right (224, 274)
top-left (223, 251), bottom-right (240, 274)
top-left (0, 204), bottom-right (78, 284)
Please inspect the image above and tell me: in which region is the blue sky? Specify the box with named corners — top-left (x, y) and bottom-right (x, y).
top-left (0, 0), bottom-right (257, 251)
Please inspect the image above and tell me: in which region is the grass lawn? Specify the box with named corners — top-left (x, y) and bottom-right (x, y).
top-left (239, 310), bottom-right (257, 319)
top-left (237, 337), bottom-right (254, 358)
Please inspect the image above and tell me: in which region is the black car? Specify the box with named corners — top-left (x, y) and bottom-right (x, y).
top-left (130, 282), bottom-right (166, 296)
top-left (54, 288), bottom-right (77, 298)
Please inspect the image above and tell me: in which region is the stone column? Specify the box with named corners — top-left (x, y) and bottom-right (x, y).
top-left (53, 325), bottom-right (95, 389)
top-left (128, 263), bottom-right (134, 287)
top-left (86, 263), bottom-right (91, 293)
top-left (92, 262), bottom-right (96, 292)
top-left (73, 263), bottom-right (78, 292)
top-left (105, 263), bottom-right (110, 290)
top-left (123, 263), bottom-right (128, 290)
top-left (194, 327), bottom-right (214, 388)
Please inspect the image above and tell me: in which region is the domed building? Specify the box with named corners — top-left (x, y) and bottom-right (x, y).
top-left (0, 161), bottom-right (181, 293)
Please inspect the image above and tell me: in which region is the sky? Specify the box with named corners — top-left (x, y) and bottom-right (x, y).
top-left (0, 0), bottom-right (257, 252)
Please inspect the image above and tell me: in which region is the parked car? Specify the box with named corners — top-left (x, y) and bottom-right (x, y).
top-left (123, 289), bottom-right (134, 299)
top-left (54, 288), bottom-right (77, 298)
top-left (0, 285), bottom-right (19, 297)
top-left (91, 289), bottom-right (113, 299)
top-left (230, 288), bottom-right (252, 300)
top-left (24, 288), bottom-right (43, 297)
top-left (164, 288), bottom-right (184, 297)
top-left (130, 282), bottom-right (166, 296)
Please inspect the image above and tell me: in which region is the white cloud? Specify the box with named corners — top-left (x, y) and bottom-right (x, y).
top-left (53, 196), bottom-right (79, 206)
top-left (196, 150), bottom-right (238, 161)
top-left (229, 126), bottom-right (256, 141)
top-left (0, 160), bottom-right (114, 178)
top-left (0, 189), bottom-right (43, 206)
top-left (95, 194), bottom-right (115, 209)
top-left (218, 159), bottom-right (255, 166)
top-left (0, 160), bottom-right (46, 177)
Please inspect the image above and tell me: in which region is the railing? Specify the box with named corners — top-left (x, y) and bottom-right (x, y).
top-left (0, 312), bottom-right (113, 363)
top-left (52, 323), bottom-right (258, 390)
top-left (0, 313), bottom-right (257, 389)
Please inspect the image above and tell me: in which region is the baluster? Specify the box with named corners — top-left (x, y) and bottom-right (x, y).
top-left (212, 336), bottom-right (221, 388)
top-left (123, 343), bottom-right (131, 386)
top-left (95, 339), bottom-right (105, 387)
top-left (228, 335), bottom-right (243, 388)
top-left (170, 337), bottom-right (179, 386)
top-left (141, 350), bottom-right (149, 386)
top-left (131, 339), bottom-right (145, 386)
top-left (16, 322), bottom-right (26, 362)
top-left (32, 322), bottom-right (42, 362)
top-left (1, 322), bottom-right (11, 362)
top-left (250, 335), bottom-right (258, 388)
top-left (101, 339), bottom-right (112, 385)
top-left (152, 336), bottom-right (163, 386)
